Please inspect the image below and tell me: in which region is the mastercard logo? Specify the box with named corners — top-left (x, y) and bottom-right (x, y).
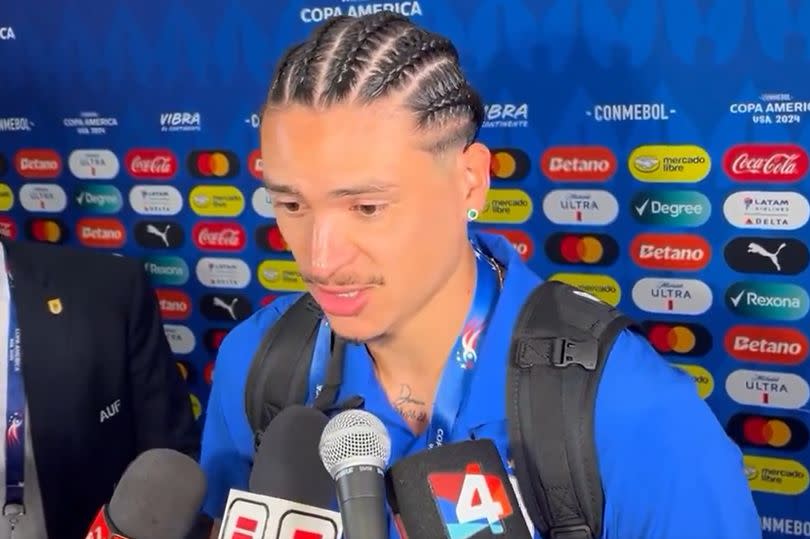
top-left (481, 228), bottom-right (534, 261)
top-left (545, 232), bottom-right (618, 266)
top-left (0, 217), bottom-right (16, 240)
top-left (25, 218), bottom-right (67, 244)
top-left (255, 224), bottom-right (289, 252)
top-left (187, 150), bottom-right (240, 179)
top-left (490, 148), bottom-right (530, 180)
top-left (176, 361), bottom-right (191, 381)
top-left (641, 321), bottom-right (712, 357)
top-left (727, 413), bottom-right (809, 452)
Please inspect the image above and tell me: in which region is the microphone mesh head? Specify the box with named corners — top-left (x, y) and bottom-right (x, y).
top-left (318, 409), bottom-right (391, 478)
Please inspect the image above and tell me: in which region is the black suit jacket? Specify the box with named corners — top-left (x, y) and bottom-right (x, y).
top-left (2, 239), bottom-right (200, 538)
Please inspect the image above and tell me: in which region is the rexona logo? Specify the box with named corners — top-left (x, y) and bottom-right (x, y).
top-left (540, 145), bottom-right (616, 182)
top-left (19, 184), bottom-right (67, 213)
top-left (724, 325), bottom-right (808, 365)
top-left (192, 221), bottom-right (246, 252)
top-left (25, 219), bottom-right (66, 244)
top-left (723, 143), bottom-right (808, 183)
top-left (724, 236), bottom-right (809, 275)
top-left (632, 278), bottom-right (713, 315)
top-left (478, 189), bottom-right (532, 224)
top-left (628, 144), bottom-right (711, 182)
top-left (482, 229), bottom-right (534, 261)
top-left (0, 184), bottom-right (14, 211)
top-left (247, 149), bottom-right (263, 180)
top-left (548, 273), bottom-right (620, 306)
top-left (641, 321), bottom-right (712, 357)
top-left (723, 191), bottom-right (810, 231)
top-left (544, 232), bottom-right (618, 266)
top-left (75, 218), bottom-right (126, 248)
top-left (258, 260), bottom-right (306, 292)
top-left (74, 184), bottom-right (122, 214)
top-left (134, 220), bottom-right (184, 249)
top-left (743, 455), bottom-right (810, 496)
top-left (727, 413), bottom-right (809, 452)
top-left (187, 150), bottom-right (240, 179)
top-left (189, 185), bottom-right (245, 217)
top-left (156, 289), bottom-right (192, 321)
top-left (255, 224), bottom-right (289, 252)
top-left (195, 257), bottom-right (251, 289)
top-left (629, 233), bottom-right (711, 271)
top-left (542, 189), bottom-right (618, 225)
top-left (200, 293), bottom-right (252, 322)
top-left (67, 149), bottom-right (119, 180)
top-left (630, 190), bottom-right (710, 227)
top-left (252, 186), bottom-right (275, 218)
top-left (125, 149), bottom-right (177, 180)
top-left (143, 255), bottom-right (190, 286)
top-left (14, 149), bottom-right (62, 179)
top-left (490, 148), bottom-right (530, 180)
top-left (672, 363), bottom-right (714, 399)
top-left (725, 281), bottom-right (809, 321)
top-left (726, 369), bottom-right (810, 410)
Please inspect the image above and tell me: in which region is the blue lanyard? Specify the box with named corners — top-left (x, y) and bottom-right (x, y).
top-left (5, 269), bottom-right (24, 506)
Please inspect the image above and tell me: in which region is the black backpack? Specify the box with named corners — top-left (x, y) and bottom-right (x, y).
top-left (244, 280), bottom-right (637, 539)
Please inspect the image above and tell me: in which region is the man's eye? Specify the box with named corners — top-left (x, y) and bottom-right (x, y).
top-left (353, 204), bottom-right (385, 217)
top-left (276, 202), bottom-right (300, 213)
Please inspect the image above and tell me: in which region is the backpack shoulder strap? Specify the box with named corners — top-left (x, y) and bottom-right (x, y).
top-left (507, 280), bottom-right (638, 539)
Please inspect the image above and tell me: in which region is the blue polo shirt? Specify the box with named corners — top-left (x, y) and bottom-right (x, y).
top-left (200, 232), bottom-right (761, 539)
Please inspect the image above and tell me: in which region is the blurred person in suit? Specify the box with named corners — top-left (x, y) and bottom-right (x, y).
top-left (0, 238), bottom-right (200, 538)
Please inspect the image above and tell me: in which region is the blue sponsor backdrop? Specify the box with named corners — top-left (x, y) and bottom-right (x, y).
top-left (2, 0), bottom-right (810, 534)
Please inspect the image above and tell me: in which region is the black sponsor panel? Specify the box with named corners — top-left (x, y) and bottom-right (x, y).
top-left (134, 220), bottom-right (185, 249)
top-left (490, 148), bottom-right (531, 180)
top-left (726, 412), bottom-right (809, 452)
top-left (0, 154), bottom-right (7, 177)
top-left (186, 149), bottom-right (240, 179)
top-left (640, 320), bottom-right (713, 357)
top-left (199, 293), bottom-right (253, 322)
top-left (25, 218), bottom-right (68, 244)
top-left (544, 232), bottom-right (619, 266)
top-left (724, 236), bottom-right (808, 275)
top-left (204, 328), bottom-right (230, 352)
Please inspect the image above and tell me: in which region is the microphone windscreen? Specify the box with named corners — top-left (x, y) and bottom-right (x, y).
top-left (108, 448), bottom-right (206, 539)
top-left (386, 439), bottom-right (532, 539)
top-left (249, 404), bottom-right (334, 508)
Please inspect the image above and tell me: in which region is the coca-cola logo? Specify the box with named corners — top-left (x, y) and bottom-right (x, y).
top-left (723, 143), bottom-right (809, 183)
top-left (125, 149), bottom-right (178, 180)
top-left (192, 221), bottom-right (246, 251)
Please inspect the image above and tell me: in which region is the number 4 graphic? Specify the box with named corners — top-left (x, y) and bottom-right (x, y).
top-left (455, 464), bottom-right (509, 534)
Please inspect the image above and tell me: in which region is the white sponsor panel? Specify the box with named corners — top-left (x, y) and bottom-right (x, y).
top-left (163, 325), bottom-right (196, 355)
top-left (196, 257), bottom-right (251, 289)
top-left (723, 191), bottom-right (810, 230)
top-left (252, 186), bottom-right (275, 218)
top-left (726, 369), bottom-right (810, 409)
top-left (19, 184), bottom-right (67, 213)
top-left (632, 277), bottom-right (713, 315)
top-left (68, 149), bottom-right (120, 179)
top-left (542, 189), bottom-right (618, 225)
top-left (129, 186), bottom-right (183, 216)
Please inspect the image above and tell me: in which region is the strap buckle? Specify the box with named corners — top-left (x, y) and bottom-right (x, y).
top-left (549, 524), bottom-right (594, 539)
top-left (550, 337), bottom-right (598, 371)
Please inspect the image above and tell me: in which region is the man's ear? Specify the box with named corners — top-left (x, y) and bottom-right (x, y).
top-left (459, 142), bottom-right (491, 212)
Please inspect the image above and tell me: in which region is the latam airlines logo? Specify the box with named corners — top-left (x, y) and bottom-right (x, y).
top-left (252, 187), bottom-right (275, 218)
top-left (726, 369), bottom-right (810, 410)
top-left (195, 257), bottom-right (251, 289)
top-left (630, 190), bottom-right (710, 227)
top-left (542, 190), bottom-right (618, 225)
top-left (725, 282), bottom-right (809, 321)
top-left (632, 278), bottom-right (713, 315)
top-left (129, 186), bottom-right (183, 216)
top-left (723, 143), bottom-right (808, 182)
top-left (723, 191), bottom-right (810, 230)
top-left (67, 149), bottom-right (119, 179)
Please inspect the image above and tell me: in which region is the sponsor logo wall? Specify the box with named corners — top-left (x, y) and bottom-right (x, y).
top-left (1, 0), bottom-right (808, 533)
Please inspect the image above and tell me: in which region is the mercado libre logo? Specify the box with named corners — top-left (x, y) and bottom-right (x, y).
top-left (478, 189), bottom-right (533, 224)
top-left (627, 145), bottom-right (711, 182)
top-left (548, 273), bottom-right (620, 306)
top-left (672, 364), bottom-right (714, 399)
top-left (0, 183), bottom-right (13, 211)
top-left (725, 281), bottom-right (810, 321)
top-left (630, 190), bottom-right (710, 227)
top-left (743, 455), bottom-right (810, 495)
top-left (544, 232), bottom-right (618, 266)
top-left (490, 148), bottom-right (530, 180)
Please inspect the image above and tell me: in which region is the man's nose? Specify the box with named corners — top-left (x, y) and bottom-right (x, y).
top-left (306, 216), bottom-right (354, 281)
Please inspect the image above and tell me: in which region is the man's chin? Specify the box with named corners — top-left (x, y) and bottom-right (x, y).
top-left (325, 316), bottom-right (385, 344)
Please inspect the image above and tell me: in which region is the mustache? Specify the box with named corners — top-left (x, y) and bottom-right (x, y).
top-left (301, 274), bottom-right (385, 287)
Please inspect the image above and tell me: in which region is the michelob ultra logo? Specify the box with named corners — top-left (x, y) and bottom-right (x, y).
top-left (672, 363), bottom-right (714, 399)
top-left (630, 190), bottom-right (710, 226)
top-left (725, 281), bottom-right (809, 321)
top-left (0, 184), bottom-right (13, 211)
top-left (743, 455), bottom-right (809, 495)
top-left (189, 185), bottom-right (245, 217)
top-left (478, 189), bottom-right (533, 224)
top-left (632, 278), bottom-right (713, 315)
top-left (547, 273), bottom-right (620, 306)
top-left (258, 260), bottom-right (306, 292)
top-left (726, 369), bottom-right (810, 410)
top-left (542, 189), bottom-right (618, 225)
top-left (628, 145), bottom-right (711, 182)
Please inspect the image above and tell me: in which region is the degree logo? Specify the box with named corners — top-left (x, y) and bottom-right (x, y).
top-left (490, 148), bottom-right (530, 180)
top-left (630, 190), bottom-right (711, 227)
top-left (478, 189), bottom-right (533, 224)
top-left (641, 321), bottom-right (712, 357)
top-left (723, 325), bottom-right (808, 365)
top-left (727, 413), bottom-right (809, 452)
top-left (628, 144), bottom-right (711, 182)
top-left (482, 229), bottom-right (534, 261)
top-left (544, 232), bottom-right (618, 266)
top-left (725, 281), bottom-right (809, 321)
top-left (547, 273), bottom-right (620, 306)
top-left (187, 150), bottom-right (240, 178)
top-left (672, 363), bottom-right (714, 399)
top-left (630, 233), bottom-right (711, 271)
top-left (540, 145), bottom-right (616, 182)
top-left (743, 455), bottom-right (809, 495)
top-left (143, 255), bottom-right (190, 286)
top-left (258, 260), bottom-right (306, 292)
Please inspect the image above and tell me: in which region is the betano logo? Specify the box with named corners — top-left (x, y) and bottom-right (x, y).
top-left (142, 255), bottom-right (190, 286)
top-left (672, 363), bottom-right (714, 399)
top-left (490, 148), bottom-right (530, 180)
top-left (75, 218), bottom-right (125, 248)
top-left (630, 233), bottom-right (710, 271)
top-left (0, 217), bottom-right (16, 240)
top-left (630, 190), bottom-right (710, 227)
top-left (544, 232), bottom-right (618, 266)
top-left (539, 145), bottom-right (616, 182)
top-left (189, 185), bottom-right (245, 217)
top-left (724, 325), bottom-right (808, 365)
top-left (482, 229), bottom-right (534, 261)
top-left (0, 184), bottom-right (13, 211)
top-left (542, 189), bottom-right (618, 225)
top-left (743, 455), bottom-right (809, 496)
top-left (628, 145), bottom-right (711, 182)
top-left (258, 260), bottom-right (306, 292)
top-left (641, 321), bottom-right (712, 357)
top-left (478, 189), bottom-right (532, 224)
top-left (547, 273), bottom-right (620, 306)
top-left (186, 150), bottom-right (240, 178)
top-left (14, 148), bottom-right (62, 179)
top-left (632, 278), bottom-right (713, 315)
top-left (156, 289), bottom-right (192, 320)
top-left (726, 369), bottom-right (810, 410)
top-left (725, 282), bottom-right (809, 321)
top-left (727, 413), bottom-right (809, 452)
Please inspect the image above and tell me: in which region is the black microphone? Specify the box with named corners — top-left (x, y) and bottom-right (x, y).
top-left (318, 409), bottom-right (391, 539)
top-left (386, 439), bottom-right (532, 539)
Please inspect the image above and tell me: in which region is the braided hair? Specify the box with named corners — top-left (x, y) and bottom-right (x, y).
top-left (262, 12), bottom-right (484, 151)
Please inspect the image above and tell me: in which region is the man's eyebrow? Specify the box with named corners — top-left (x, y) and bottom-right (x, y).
top-left (264, 180), bottom-right (398, 198)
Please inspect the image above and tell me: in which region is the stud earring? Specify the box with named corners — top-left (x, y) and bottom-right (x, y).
top-left (466, 208), bottom-right (479, 221)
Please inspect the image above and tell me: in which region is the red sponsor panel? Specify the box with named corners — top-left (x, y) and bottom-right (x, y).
top-left (630, 233), bottom-right (711, 271)
top-left (723, 143), bottom-right (808, 182)
top-left (192, 221), bottom-right (246, 251)
top-left (482, 228), bottom-right (534, 261)
top-left (76, 218), bottom-right (126, 248)
top-left (156, 289), bottom-right (192, 320)
top-left (540, 145), bottom-right (616, 181)
top-left (248, 149), bottom-right (263, 180)
top-left (14, 149), bottom-right (62, 179)
top-left (724, 325), bottom-right (809, 365)
top-left (125, 148), bottom-right (178, 179)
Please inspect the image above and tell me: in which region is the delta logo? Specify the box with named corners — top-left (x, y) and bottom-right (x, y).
top-left (723, 143), bottom-right (808, 183)
top-left (187, 150), bottom-right (240, 179)
top-left (192, 221), bottom-right (246, 252)
top-left (548, 273), bottom-right (621, 306)
top-left (247, 149), bottom-right (263, 180)
top-left (629, 233), bottom-right (711, 271)
top-left (482, 229), bottom-right (534, 261)
top-left (14, 149), bottom-right (62, 179)
top-left (255, 224), bottom-right (289, 252)
top-left (724, 325), bottom-right (808, 365)
top-left (0, 217), bottom-right (16, 240)
top-left (540, 145), bottom-right (616, 182)
top-left (544, 232), bottom-right (618, 266)
top-left (25, 218), bottom-right (66, 244)
top-left (641, 321), bottom-right (712, 357)
top-left (427, 462), bottom-right (515, 539)
top-left (489, 148), bottom-right (530, 180)
top-left (156, 289), bottom-right (192, 320)
top-left (725, 282), bottom-right (810, 321)
top-left (630, 190), bottom-right (711, 227)
top-left (628, 144), bottom-right (711, 182)
top-left (75, 218), bottom-right (126, 248)
top-left (125, 148), bottom-right (177, 180)
top-left (727, 413), bottom-right (809, 452)
top-left (743, 455), bottom-right (810, 496)
top-left (723, 191), bottom-right (810, 231)
top-left (672, 363), bottom-right (714, 399)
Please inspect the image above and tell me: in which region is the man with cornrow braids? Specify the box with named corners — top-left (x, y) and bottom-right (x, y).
top-left (200, 12), bottom-right (761, 539)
